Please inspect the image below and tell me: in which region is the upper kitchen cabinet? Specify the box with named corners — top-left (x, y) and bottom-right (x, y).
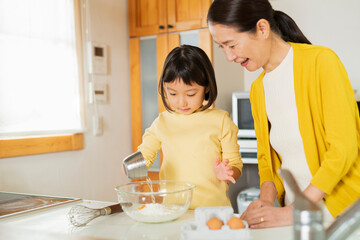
top-left (128, 0), bottom-right (211, 37)
top-left (167, 0), bottom-right (211, 33)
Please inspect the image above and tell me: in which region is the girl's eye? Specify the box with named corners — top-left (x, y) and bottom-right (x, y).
top-left (187, 94), bottom-right (196, 97)
top-left (169, 93), bottom-right (176, 96)
top-left (229, 45), bottom-right (236, 49)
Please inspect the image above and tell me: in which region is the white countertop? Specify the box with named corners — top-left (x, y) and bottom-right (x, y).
top-left (0, 200), bottom-right (359, 240)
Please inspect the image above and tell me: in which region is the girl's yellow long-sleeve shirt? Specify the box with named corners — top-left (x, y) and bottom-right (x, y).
top-left (138, 108), bottom-right (243, 209)
top-left (250, 42), bottom-right (360, 217)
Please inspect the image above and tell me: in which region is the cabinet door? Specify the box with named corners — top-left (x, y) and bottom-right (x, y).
top-left (129, 36), bottom-right (161, 181)
top-left (128, 0), bottom-right (167, 37)
top-left (167, 0), bottom-right (211, 33)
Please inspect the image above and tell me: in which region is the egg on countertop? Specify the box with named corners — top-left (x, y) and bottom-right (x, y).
top-left (206, 217), bottom-right (223, 230)
top-left (227, 216), bottom-right (245, 229)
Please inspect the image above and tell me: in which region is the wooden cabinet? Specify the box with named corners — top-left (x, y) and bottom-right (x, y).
top-left (129, 0), bottom-right (211, 37)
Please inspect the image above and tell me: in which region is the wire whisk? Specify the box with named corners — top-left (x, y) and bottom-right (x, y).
top-left (68, 203), bottom-right (124, 227)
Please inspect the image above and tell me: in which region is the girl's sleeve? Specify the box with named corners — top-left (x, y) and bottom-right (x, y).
top-left (221, 113), bottom-right (243, 175)
top-left (310, 49), bottom-right (359, 194)
top-left (137, 117), bottom-right (162, 168)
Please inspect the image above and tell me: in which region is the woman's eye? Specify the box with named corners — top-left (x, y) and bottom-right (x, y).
top-left (229, 45), bottom-right (236, 49)
top-left (169, 93), bottom-right (176, 96)
top-left (187, 94), bottom-right (195, 97)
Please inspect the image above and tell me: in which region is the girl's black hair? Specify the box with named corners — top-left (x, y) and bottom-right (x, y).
top-left (207, 0), bottom-right (311, 44)
top-left (158, 45), bottom-right (217, 112)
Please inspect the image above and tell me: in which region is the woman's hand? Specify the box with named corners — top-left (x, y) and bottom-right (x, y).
top-left (213, 156), bottom-right (236, 184)
top-left (240, 181), bottom-right (290, 229)
top-left (240, 199), bottom-right (274, 220)
top-left (242, 204), bottom-right (293, 229)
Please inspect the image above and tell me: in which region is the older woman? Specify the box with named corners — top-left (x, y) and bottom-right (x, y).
top-left (207, 0), bottom-right (360, 229)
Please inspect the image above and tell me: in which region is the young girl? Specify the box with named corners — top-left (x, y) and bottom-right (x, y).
top-left (134, 45), bottom-right (242, 209)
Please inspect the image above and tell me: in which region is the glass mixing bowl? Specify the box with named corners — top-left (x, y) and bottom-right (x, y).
top-left (115, 180), bottom-right (195, 223)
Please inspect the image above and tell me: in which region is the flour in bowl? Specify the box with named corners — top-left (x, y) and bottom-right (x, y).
top-left (129, 203), bottom-right (187, 222)
top-left (136, 203), bottom-right (182, 216)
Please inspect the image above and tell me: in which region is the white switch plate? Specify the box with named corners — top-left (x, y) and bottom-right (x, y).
top-left (94, 82), bottom-right (108, 104)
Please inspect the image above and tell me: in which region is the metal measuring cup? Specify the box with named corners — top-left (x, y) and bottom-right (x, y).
top-left (122, 151), bottom-right (148, 179)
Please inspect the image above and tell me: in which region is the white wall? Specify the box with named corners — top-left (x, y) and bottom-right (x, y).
top-left (241, 0), bottom-right (360, 92)
top-left (213, 44), bottom-right (244, 114)
top-left (0, 0), bottom-right (131, 202)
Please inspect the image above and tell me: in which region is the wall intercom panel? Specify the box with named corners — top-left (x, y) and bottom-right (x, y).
top-left (88, 41), bottom-right (108, 75)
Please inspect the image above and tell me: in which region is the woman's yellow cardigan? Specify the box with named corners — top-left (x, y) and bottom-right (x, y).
top-left (250, 42), bottom-right (360, 217)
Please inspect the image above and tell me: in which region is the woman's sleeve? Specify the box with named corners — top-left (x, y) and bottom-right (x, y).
top-left (221, 113), bottom-right (243, 174)
top-left (137, 117), bottom-right (162, 168)
top-left (310, 49), bottom-right (359, 194)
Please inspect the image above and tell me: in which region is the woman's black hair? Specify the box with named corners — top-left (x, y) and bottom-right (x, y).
top-left (207, 0), bottom-right (311, 44)
top-left (158, 45), bottom-right (217, 112)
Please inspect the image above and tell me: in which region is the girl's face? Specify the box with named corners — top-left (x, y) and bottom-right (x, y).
top-left (209, 23), bottom-right (269, 72)
top-left (165, 79), bottom-right (207, 115)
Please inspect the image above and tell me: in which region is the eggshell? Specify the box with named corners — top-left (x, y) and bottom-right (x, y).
top-left (227, 216), bottom-right (245, 229)
top-left (206, 217), bottom-right (223, 230)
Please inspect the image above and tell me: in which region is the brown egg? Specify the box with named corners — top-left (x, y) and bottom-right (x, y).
top-left (206, 217), bottom-right (224, 230)
top-left (227, 216), bottom-right (245, 229)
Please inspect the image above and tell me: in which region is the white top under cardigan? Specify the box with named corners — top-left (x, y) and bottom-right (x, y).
top-left (262, 47), bottom-right (333, 223)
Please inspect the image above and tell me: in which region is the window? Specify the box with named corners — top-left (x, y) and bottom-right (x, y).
top-left (0, 0), bottom-right (84, 157)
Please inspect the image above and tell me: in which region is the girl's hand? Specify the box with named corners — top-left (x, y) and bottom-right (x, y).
top-left (121, 165), bottom-right (126, 176)
top-left (213, 156), bottom-right (236, 184)
top-left (241, 204), bottom-right (293, 229)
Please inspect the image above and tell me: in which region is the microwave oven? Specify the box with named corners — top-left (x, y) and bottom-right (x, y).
top-left (232, 91), bottom-right (257, 164)
top-left (232, 91), bottom-right (256, 139)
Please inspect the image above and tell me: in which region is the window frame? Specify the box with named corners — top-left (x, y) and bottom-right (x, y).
top-left (0, 134), bottom-right (84, 158)
top-left (0, 0), bottom-right (85, 159)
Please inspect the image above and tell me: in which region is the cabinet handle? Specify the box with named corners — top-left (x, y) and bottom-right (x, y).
top-left (159, 25), bottom-right (165, 29)
top-left (168, 24), bottom-right (174, 28)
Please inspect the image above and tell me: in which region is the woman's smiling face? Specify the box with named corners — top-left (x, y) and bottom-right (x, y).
top-left (209, 23), bottom-right (268, 72)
